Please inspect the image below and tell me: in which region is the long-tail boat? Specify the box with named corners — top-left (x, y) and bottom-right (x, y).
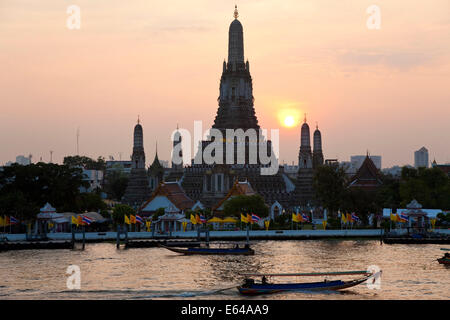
top-left (158, 242), bottom-right (255, 255)
top-left (437, 248), bottom-right (450, 265)
top-left (237, 270), bottom-right (380, 295)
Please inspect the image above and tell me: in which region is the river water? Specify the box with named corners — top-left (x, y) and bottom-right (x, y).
top-left (0, 240), bottom-right (448, 300)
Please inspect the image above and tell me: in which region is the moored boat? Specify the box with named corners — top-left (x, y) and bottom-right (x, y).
top-left (437, 248), bottom-right (450, 265)
top-left (237, 270), bottom-right (379, 295)
top-left (159, 243), bottom-right (255, 255)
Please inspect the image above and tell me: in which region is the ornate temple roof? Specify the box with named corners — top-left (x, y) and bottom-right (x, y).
top-left (212, 179), bottom-right (256, 212)
top-left (349, 155), bottom-right (382, 190)
top-left (140, 181), bottom-right (195, 213)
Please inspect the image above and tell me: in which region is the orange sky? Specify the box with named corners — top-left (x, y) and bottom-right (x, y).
top-left (1, 0), bottom-right (449, 168)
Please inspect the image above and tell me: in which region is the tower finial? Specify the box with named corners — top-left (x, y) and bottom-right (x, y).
top-left (304, 113), bottom-right (307, 123)
top-left (316, 121), bottom-right (318, 130)
top-left (234, 5), bottom-right (239, 19)
top-left (137, 115), bottom-right (140, 124)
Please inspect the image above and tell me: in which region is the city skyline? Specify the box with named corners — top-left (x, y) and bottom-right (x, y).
top-left (1, 0), bottom-right (450, 168)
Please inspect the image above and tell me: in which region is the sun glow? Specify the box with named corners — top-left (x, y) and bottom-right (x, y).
top-left (278, 107), bottom-right (301, 128)
top-left (284, 116), bottom-right (295, 127)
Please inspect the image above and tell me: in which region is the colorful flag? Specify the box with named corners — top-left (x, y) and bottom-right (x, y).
top-left (351, 213), bottom-right (360, 222)
top-left (77, 215), bottom-right (83, 226)
top-left (199, 215), bottom-right (207, 223)
top-left (124, 215), bottom-right (130, 225)
top-left (346, 213), bottom-right (352, 223)
top-left (399, 213), bottom-right (409, 223)
top-left (4, 216), bottom-right (10, 225)
top-left (135, 215), bottom-right (144, 224)
top-left (301, 213), bottom-right (310, 222)
top-left (341, 213), bottom-right (347, 223)
top-left (430, 218), bottom-right (436, 229)
top-left (71, 216), bottom-right (78, 226)
top-left (82, 215), bottom-right (93, 225)
top-left (292, 213), bottom-right (299, 222)
top-left (251, 213), bottom-right (261, 223)
top-left (0, 216), bottom-right (4, 227)
top-left (10, 216), bottom-right (19, 224)
top-left (297, 213), bottom-right (303, 222)
top-left (196, 214), bottom-right (201, 224)
top-left (241, 213), bottom-right (248, 223)
top-left (322, 220), bottom-right (327, 229)
top-left (190, 214), bottom-right (197, 225)
top-left (130, 214), bottom-right (136, 224)
top-left (247, 213), bottom-right (252, 224)
top-left (390, 213), bottom-right (398, 222)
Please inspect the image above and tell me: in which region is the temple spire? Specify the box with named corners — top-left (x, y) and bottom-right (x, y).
top-left (137, 115), bottom-right (140, 124)
top-left (234, 5), bottom-right (239, 19)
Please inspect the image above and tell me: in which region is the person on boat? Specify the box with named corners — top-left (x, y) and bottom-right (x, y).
top-left (444, 252), bottom-right (450, 258)
top-left (244, 243), bottom-right (250, 249)
top-left (262, 276), bottom-right (268, 285)
top-left (235, 244), bottom-right (240, 249)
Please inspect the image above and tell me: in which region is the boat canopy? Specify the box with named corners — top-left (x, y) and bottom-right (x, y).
top-left (240, 270), bottom-right (371, 277)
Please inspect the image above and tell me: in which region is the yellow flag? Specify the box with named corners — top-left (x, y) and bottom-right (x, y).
top-left (190, 214), bottom-right (197, 225)
top-left (430, 219), bottom-right (436, 229)
top-left (71, 216), bottom-right (78, 226)
top-left (264, 220), bottom-right (270, 231)
top-left (292, 213), bottom-right (298, 222)
top-left (0, 216), bottom-right (4, 227)
top-left (130, 215), bottom-right (136, 224)
top-left (341, 213), bottom-right (347, 223)
top-left (241, 213), bottom-right (248, 223)
top-left (322, 220), bottom-right (327, 230)
top-left (182, 221), bottom-right (187, 232)
top-left (124, 215), bottom-right (130, 225)
top-left (146, 220), bottom-right (151, 231)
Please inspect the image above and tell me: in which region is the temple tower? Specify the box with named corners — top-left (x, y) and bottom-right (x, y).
top-left (313, 123), bottom-right (324, 169)
top-left (122, 118), bottom-right (151, 208)
top-left (298, 115), bottom-right (313, 169)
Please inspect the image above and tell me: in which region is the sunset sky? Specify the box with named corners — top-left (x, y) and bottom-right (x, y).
top-left (1, 0), bottom-right (449, 168)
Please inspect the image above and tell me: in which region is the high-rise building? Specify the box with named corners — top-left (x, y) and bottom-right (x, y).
top-left (414, 147), bottom-right (429, 168)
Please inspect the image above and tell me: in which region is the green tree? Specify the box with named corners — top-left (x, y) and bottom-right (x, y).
top-left (153, 207), bottom-right (166, 220)
top-left (112, 204), bottom-right (135, 224)
top-left (0, 163), bottom-right (88, 220)
top-left (63, 155), bottom-right (106, 170)
top-left (104, 170), bottom-right (129, 201)
top-left (313, 164), bottom-right (348, 218)
top-left (223, 195), bottom-right (269, 218)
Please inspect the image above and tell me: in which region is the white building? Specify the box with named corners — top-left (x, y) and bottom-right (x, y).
top-left (80, 169), bottom-right (104, 192)
top-left (414, 147), bottom-right (429, 168)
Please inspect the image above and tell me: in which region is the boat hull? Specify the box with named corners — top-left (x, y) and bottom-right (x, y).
top-left (237, 277), bottom-right (369, 295)
top-left (437, 258), bottom-right (450, 265)
top-left (159, 244), bottom-right (255, 255)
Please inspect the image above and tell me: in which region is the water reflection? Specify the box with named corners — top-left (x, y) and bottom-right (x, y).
top-left (0, 240), bottom-right (448, 299)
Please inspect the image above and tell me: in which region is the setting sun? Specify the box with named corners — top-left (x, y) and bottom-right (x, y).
top-left (284, 116), bottom-right (296, 127)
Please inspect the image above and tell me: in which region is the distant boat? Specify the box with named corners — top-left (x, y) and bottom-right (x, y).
top-left (438, 248), bottom-right (450, 265)
top-left (159, 243), bottom-right (255, 255)
top-left (237, 270), bottom-right (379, 295)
